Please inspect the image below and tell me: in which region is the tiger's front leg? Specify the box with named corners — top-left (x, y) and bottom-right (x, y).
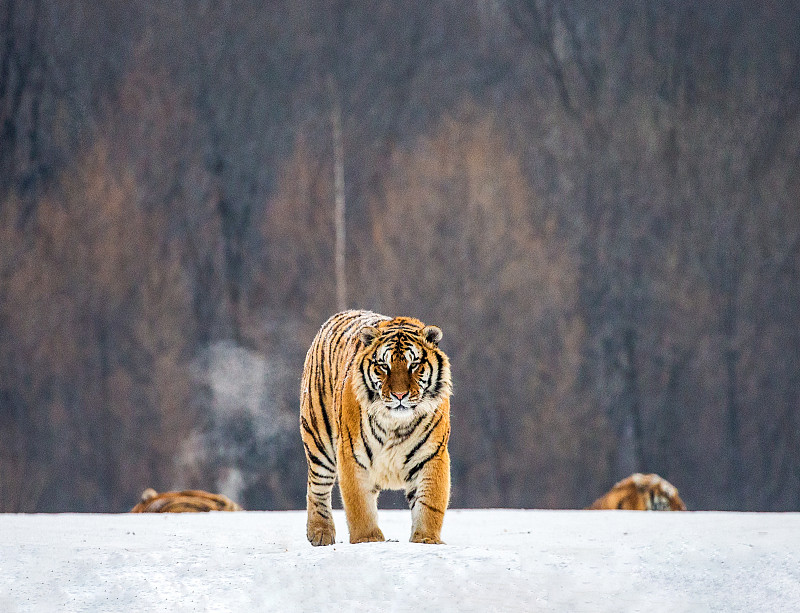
top-left (407, 447), bottom-right (450, 544)
top-left (338, 440), bottom-right (385, 544)
top-left (338, 381), bottom-right (384, 544)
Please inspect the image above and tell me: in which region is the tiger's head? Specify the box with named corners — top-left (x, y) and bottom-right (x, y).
top-left (353, 316), bottom-right (452, 420)
top-left (588, 473), bottom-right (687, 511)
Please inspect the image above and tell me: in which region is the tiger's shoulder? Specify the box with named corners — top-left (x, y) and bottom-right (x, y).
top-left (313, 310), bottom-right (391, 351)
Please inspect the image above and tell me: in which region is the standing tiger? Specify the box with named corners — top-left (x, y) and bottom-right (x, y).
top-left (300, 310), bottom-right (452, 546)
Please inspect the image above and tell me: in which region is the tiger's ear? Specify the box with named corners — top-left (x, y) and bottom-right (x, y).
top-left (359, 326), bottom-right (379, 346)
top-left (423, 325), bottom-right (443, 346)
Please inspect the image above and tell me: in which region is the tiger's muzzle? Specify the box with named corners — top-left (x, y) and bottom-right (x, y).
top-left (385, 390), bottom-right (415, 411)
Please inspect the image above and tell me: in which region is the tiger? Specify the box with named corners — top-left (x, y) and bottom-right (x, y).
top-left (300, 310), bottom-right (452, 546)
top-left (129, 488), bottom-right (243, 513)
top-left (587, 473), bottom-right (687, 511)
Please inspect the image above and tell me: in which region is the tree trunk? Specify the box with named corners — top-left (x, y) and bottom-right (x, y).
top-left (330, 76), bottom-right (347, 312)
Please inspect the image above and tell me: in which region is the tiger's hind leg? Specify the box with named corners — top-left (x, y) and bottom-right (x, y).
top-left (305, 462), bottom-right (337, 546)
top-left (300, 334), bottom-right (340, 546)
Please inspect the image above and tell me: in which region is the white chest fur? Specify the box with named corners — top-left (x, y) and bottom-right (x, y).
top-left (369, 440), bottom-right (412, 490)
top-left (358, 399), bottom-right (441, 491)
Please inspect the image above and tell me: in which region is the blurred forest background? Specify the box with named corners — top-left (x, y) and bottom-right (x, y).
top-left (1, 0), bottom-right (799, 513)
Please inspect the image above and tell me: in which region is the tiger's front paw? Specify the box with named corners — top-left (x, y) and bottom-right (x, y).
top-left (410, 532), bottom-right (445, 544)
top-left (350, 527), bottom-right (385, 544)
top-left (307, 519), bottom-right (336, 546)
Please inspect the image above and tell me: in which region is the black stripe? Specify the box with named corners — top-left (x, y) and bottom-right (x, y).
top-left (333, 314), bottom-right (364, 349)
top-left (315, 369), bottom-right (334, 449)
top-left (312, 320), bottom-right (329, 391)
top-left (301, 416), bottom-right (335, 468)
top-left (330, 316), bottom-right (365, 385)
top-left (360, 422), bottom-right (373, 465)
top-left (404, 414), bottom-right (443, 465)
top-left (368, 414), bottom-right (386, 445)
top-left (327, 316), bottom-right (352, 387)
top-left (327, 313), bottom-right (357, 347)
top-left (395, 412), bottom-right (427, 441)
top-left (320, 313), bottom-right (347, 393)
top-left (361, 359), bottom-right (379, 403)
top-left (318, 331), bottom-right (334, 398)
top-left (309, 467), bottom-right (335, 482)
top-left (313, 365), bottom-right (327, 415)
top-left (406, 435), bottom-right (447, 482)
top-left (307, 403), bottom-right (321, 446)
top-left (163, 502), bottom-right (214, 512)
top-left (416, 348), bottom-right (430, 389)
top-left (305, 385), bottom-right (326, 451)
top-left (314, 507), bottom-right (332, 520)
top-left (418, 500), bottom-right (445, 515)
top-left (303, 440), bottom-right (336, 472)
top-left (309, 476), bottom-right (335, 486)
top-left (428, 353), bottom-right (442, 397)
top-left (346, 426), bottom-right (368, 470)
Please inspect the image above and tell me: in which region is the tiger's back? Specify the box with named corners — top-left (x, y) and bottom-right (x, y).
top-left (130, 488), bottom-right (243, 513)
top-left (300, 310), bottom-right (389, 465)
top-left (300, 310), bottom-right (452, 546)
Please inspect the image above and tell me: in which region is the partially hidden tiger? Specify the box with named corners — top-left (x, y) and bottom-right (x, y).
top-left (129, 488), bottom-right (243, 513)
top-left (587, 473), bottom-right (687, 511)
top-left (300, 310), bottom-right (453, 546)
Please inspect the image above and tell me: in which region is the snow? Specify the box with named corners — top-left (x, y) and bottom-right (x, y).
top-left (1, 509), bottom-right (798, 612)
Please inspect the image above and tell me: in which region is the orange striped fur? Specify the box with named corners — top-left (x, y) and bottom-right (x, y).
top-left (130, 488), bottom-right (243, 513)
top-left (588, 473), bottom-right (687, 511)
top-left (301, 310), bottom-right (452, 545)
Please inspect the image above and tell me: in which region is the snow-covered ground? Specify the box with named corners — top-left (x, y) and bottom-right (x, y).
top-left (1, 509), bottom-right (798, 612)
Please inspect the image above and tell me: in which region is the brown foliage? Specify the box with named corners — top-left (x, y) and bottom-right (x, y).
top-left (1, 0), bottom-right (799, 512)
top-left (0, 141), bottom-right (195, 511)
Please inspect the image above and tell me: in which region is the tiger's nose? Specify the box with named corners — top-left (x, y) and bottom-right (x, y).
top-left (392, 391), bottom-right (408, 401)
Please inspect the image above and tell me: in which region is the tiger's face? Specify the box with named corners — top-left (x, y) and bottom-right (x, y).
top-left (355, 318), bottom-right (451, 417)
